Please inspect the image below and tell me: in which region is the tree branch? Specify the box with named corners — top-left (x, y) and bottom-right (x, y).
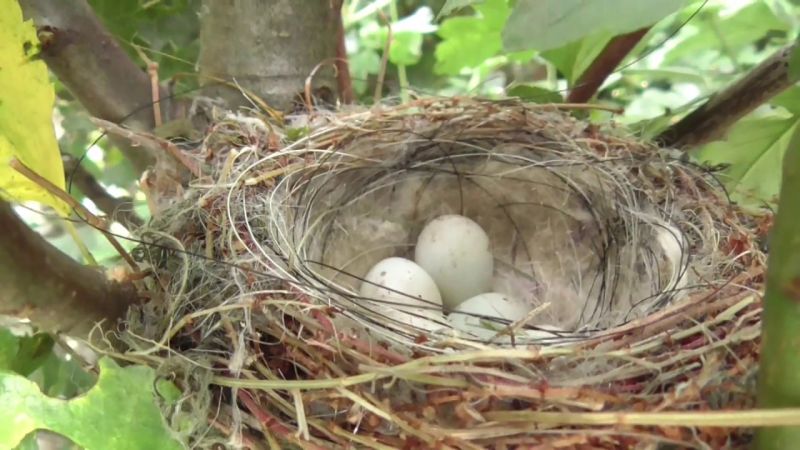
top-left (0, 200), bottom-right (136, 338)
top-left (333, 0), bottom-right (354, 104)
top-left (567, 27), bottom-right (650, 103)
top-left (19, 0), bottom-right (168, 173)
top-left (63, 155), bottom-right (144, 231)
top-left (657, 43), bottom-right (797, 149)
top-left (198, 0), bottom-right (340, 111)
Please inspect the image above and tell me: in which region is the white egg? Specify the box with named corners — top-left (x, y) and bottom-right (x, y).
top-left (359, 257), bottom-right (444, 331)
top-left (447, 292), bottom-right (531, 339)
top-left (414, 215), bottom-right (494, 310)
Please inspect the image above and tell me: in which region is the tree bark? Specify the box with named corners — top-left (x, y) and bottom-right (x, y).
top-left (567, 27), bottom-right (650, 103)
top-left (0, 200), bottom-right (136, 338)
top-left (657, 43), bottom-right (796, 149)
top-left (755, 120), bottom-right (800, 449)
top-left (332, 0), bottom-right (354, 104)
top-left (19, 0), bottom-right (167, 173)
top-left (198, 0), bottom-right (340, 111)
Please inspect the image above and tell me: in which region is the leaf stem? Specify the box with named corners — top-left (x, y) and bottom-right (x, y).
top-left (390, 0), bottom-right (409, 103)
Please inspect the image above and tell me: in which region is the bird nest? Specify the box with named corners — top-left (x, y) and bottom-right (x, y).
top-left (121, 97), bottom-right (767, 449)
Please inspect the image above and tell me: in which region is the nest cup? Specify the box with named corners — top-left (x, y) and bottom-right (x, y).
top-left (262, 101), bottom-right (715, 348)
top-left (125, 97), bottom-right (765, 448)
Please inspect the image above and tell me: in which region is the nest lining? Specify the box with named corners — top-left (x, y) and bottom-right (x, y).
top-left (122, 97), bottom-right (767, 449)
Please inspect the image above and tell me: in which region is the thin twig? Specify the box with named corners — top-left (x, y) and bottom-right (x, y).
top-left (485, 408), bottom-right (800, 428)
top-left (133, 44), bottom-right (164, 128)
top-left (332, 0), bottom-right (354, 104)
top-left (63, 155), bottom-right (144, 230)
top-left (389, 0), bottom-right (409, 103)
top-left (373, 10), bottom-right (392, 104)
top-left (91, 118), bottom-right (202, 178)
top-left (304, 59), bottom-right (341, 115)
top-left (10, 158), bottom-right (139, 271)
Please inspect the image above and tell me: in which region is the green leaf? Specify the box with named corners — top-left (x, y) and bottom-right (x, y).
top-left (626, 97), bottom-right (700, 140)
top-left (0, 357), bottom-right (183, 450)
top-left (348, 48), bottom-right (381, 95)
top-left (0, 328), bottom-right (54, 378)
top-left (507, 85), bottom-right (563, 103)
top-left (772, 86), bottom-right (800, 115)
top-left (663, 2), bottom-right (788, 65)
top-left (155, 379), bottom-right (182, 404)
top-left (13, 333), bottom-right (54, 377)
top-left (541, 32), bottom-right (614, 84)
top-left (14, 432), bottom-right (39, 450)
top-left (355, 7), bottom-right (435, 67)
top-left (33, 351), bottom-right (95, 398)
top-left (0, 0), bottom-right (69, 214)
top-left (789, 44), bottom-right (800, 82)
top-left (694, 115), bottom-right (799, 208)
top-left (502, 0), bottom-right (686, 52)
top-left (434, 0), bottom-right (510, 75)
top-left (88, 0), bottom-right (200, 82)
top-left (0, 328), bottom-right (20, 371)
top-left (438, 0), bottom-right (484, 18)
top-left (390, 32), bottom-right (424, 66)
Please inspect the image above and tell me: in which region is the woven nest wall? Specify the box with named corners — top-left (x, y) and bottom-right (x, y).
top-left (122, 97), bottom-right (768, 449)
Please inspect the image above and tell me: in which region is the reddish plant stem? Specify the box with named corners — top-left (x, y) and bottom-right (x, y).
top-left (237, 390), bottom-right (328, 450)
top-left (567, 27), bottom-right (651, 103)
top-left (62, 155), bottom-right (143, 230)
top-left (332, 0), bottom-right (354, 104)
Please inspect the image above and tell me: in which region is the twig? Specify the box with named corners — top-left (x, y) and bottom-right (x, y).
top-left (63, 155), bottom-right (144, 230)
top-left (532, 103), bottom-right (625, 113)
top-left (332, 0), bottom-right (354, 104)
top-left (567, 27), bottom-right (651, 103)
top-left (304, 59), bottom-right (341, 115)
top-left (133, 45), bottom-right (164, 128)
top-left (373, 10), bottom-right (392, 104)
top-left (389, 0), bottom-right (409, 103)
top-left (91, 118), bottom-right (202, 178)
top-left (485, 408), bottom-right (800, 428)
top-left (657, 42), bottom-right (797, 148)
top-left (207, 417), bottom-right (268, 450)
top-left (238, 390), bottom-right (327, 450)
top-left (10, 158), bottom-right (139, 271)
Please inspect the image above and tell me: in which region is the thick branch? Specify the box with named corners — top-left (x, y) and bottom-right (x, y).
top-left (198, 0), bottom-right (340, 111)
top-left (755, 120), bottom-right (800, 448)
top-left (0, 200), bottom-right (136, 338)
top-left (333, 0), bottom-right (354, 104)
top-left (19, 0), bottom-right (167, 172)
top-left (567, 27), bottom-right (650, 103)
top-left (63, 155), bottom-right (144, 231)
top-left (657, 43), bottom-right (796, 149)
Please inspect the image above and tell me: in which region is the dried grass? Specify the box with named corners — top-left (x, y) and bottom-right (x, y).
top-left (119, 97), bottom-right (773, 449)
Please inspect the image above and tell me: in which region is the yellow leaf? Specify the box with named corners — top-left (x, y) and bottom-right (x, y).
top-left (0, 0), bottom-right (69, 214)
